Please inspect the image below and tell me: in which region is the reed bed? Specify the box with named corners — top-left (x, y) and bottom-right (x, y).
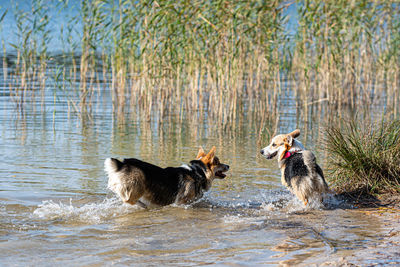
top-left (326, 119), bottom-right (400, 195)
top-left (1, 0), bottom-right (399, 125)
top-left (293, 1), bottom-right (400, 114)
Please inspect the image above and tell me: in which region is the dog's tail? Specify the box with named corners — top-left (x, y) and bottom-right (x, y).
top-left (104, 158), bottom-right (123, 175)
top-left (104, 158), bottom-right (130, 202)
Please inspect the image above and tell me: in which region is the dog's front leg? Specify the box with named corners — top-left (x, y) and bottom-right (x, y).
top-left (177, 180), bottom-right (196, 204)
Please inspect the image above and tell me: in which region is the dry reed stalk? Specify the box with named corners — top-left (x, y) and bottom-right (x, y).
top-left (2, 0), bottom-right (399, 130)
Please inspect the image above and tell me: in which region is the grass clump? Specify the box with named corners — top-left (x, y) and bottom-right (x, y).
top-left (326, 119), bottom-right (400, 195)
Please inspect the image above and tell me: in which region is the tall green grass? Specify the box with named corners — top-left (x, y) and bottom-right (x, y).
top-left (326, 119), bottom-right (400, 194)
top-left (1, 0), bottom-right (399, 123)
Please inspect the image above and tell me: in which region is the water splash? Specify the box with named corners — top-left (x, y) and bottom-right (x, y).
top-left (33, 197), bottom-right (141, 223)
top-left (258, 191), bottom-right (347, 213)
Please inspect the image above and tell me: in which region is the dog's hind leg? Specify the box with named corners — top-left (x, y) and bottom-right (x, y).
top-left (118, 182), bottom-right (145, 206)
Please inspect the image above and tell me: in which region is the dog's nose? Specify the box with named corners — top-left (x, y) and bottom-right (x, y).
top-left (260, 149), bottom-right (264, 155)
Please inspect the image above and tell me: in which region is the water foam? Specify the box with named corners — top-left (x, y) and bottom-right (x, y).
top-left (33, 197), bottom-right (141, 223)
top-left (257, 189), bottom-right (348, 213)
top-left (223, 212), bottom-right (267, 222)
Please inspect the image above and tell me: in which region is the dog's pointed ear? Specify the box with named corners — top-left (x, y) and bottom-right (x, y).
top-left (284, 135), bottom-right (294, 146)
top-left (207, 146), bottom-right (216, 160)
top-left (196, 146), bottom-right (206, 159)
top-left (202, 146), bottom-right (216, 163)
top-left (288, 129), bottom-right (300, 138)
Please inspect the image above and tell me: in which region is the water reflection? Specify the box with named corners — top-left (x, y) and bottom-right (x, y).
top-left (1, 82), bottom-right (399, 265)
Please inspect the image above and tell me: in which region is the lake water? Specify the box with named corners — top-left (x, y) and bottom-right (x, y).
top-left (1, 76), bottom-right (400, 266)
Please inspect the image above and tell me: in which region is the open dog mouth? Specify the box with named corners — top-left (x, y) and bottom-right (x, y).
top-left (215, 171), bottom-right (226, 178)
top-left (215, 165), bottom-right (229, 178)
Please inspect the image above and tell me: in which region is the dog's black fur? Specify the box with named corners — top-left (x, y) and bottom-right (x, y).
top-left (113, 158), bottom-right (209, 206)
top-left (105, 147), bottom-right (229, 207)
top-left (284, 153), bottom-right (309, 188)
top-left (283, 152), bottom-right (326, 190)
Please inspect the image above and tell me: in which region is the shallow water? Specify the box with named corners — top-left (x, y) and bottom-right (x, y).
top-left (1, 83), bottom-right (400, 266)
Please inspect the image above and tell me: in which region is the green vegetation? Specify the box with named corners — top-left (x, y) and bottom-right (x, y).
top-left (1, 0), bottom-right (399, 123)
top-left (326, 119), bottom-right (400, 195)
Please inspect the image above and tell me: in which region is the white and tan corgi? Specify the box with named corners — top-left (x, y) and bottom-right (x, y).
top-left (260, 129), bottom-right (330, 206)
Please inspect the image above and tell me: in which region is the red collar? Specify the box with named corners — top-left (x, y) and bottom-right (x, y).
top-left (283, 150), bottom-right (302, 159)
top-left (283, 151), bottom-right (293, 159)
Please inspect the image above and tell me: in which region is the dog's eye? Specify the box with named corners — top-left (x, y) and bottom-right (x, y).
top-left (272, 143), bottom-right (276, 147)
top-left (280, 143), bottom-right (284, 145)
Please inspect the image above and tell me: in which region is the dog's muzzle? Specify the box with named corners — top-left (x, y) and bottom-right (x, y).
top-left (215, 164), bottom-right (229, 179)
top-left (260, 149), bottom-right (277, 159)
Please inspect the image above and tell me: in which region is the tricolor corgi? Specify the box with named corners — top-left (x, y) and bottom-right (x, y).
top-left (260, 129), bottom-right (330, 206)
top-left (105, 147), bottom-right (229, 207)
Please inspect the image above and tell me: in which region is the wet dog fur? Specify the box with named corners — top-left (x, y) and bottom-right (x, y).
top-left (104, 147), bottom-right (229, 207)
top-left (260, 129), bottom-right (330, 206)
